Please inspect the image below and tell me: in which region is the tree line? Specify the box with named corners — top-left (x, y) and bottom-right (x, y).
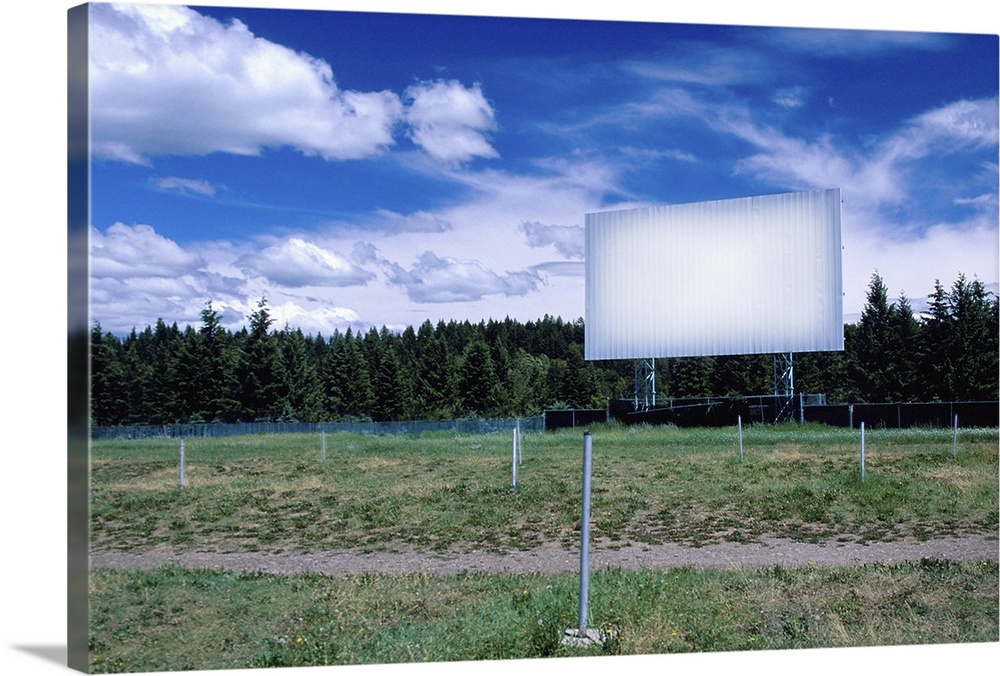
top-left (89, 273), bottom-right (997, 427)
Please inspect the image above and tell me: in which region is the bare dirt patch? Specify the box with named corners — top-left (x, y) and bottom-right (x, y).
top-left (90, 533), bottom-right (999, 578)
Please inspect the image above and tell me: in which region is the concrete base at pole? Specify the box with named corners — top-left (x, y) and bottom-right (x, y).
top-left (560, 627), bottom-right (608, 648)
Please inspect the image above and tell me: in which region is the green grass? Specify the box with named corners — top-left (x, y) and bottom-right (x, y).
top-left (86, 423), bottom-right (999, 673)
top-left (90, 423), bottom-right (999, 553)
top-left (88, 559), bottom-right (998, 672)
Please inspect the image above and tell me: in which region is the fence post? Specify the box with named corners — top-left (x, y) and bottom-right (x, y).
top-left (511, 427), bottom-right (518, 492)
top-left (516, 419), bottom-right (523, 465)
top-left (738, 415), bottom-right (744, 461)
top-left (578, 431), bottom-right (593, 633)
top-left (179, 438), bottom-right (186, 491)
top-left (860, 422), bottom-right (865, 483)
top-left (952, 414), bottom-right (958, 459)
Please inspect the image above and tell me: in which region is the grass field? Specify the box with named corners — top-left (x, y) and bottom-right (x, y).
top-left (90, 423), bottom-right (999, 553)
top-left (87, 423), bottom-right (999, 672)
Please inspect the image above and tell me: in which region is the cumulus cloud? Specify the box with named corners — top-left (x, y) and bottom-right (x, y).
top-left (87, 223), bottom-right (374, 335)
top-left (268, 301), bottom-right (362, 336)
top-left (88, 223), bottom-right (242, 333)
top-left (90, 222), bottom-right (205, 278)
top-left (384, 251), bottom-right (541, 303)
top-left (89, 3), bottom-right (403, 163)
top-left (90, 275), bottom-right (208, 334)
top-left (235, 237), bottom-right (375, 287)
top-left (88, 4), bottom-right (507, 168)
top-left (404, 80), bottom-right (499, 164)
top-left (520, 221), bottom-right (584, 259)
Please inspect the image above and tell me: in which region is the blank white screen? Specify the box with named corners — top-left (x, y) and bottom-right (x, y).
top-left (585, 189), bottom-right (843, 360)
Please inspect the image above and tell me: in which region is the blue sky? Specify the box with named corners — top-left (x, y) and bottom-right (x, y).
top-left (84, 1), bottom-right (999, 338)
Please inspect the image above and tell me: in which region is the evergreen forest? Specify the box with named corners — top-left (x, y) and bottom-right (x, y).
top-left (89, 273), bottom-right (998, 427)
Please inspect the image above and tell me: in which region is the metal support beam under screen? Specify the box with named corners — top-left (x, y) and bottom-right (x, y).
top-left (633, 358), bottom-right (656, 411)
top-left (773, 352), bottom-right (795, 422)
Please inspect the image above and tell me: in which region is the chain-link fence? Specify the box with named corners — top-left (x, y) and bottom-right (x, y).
top-left (90, 415), bottom-right (546, 440)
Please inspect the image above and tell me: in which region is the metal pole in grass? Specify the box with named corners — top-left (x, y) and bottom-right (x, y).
top-left (860, 422), bottom-right (866, 483)
top-left (321, 430), bottom-right (327, 465)
top-left (578, 430), bottom-right (593, 633)
top-left (517, 419), bottom-right (523, 465)
top-left (952, 414), bottom-right (958, 459)
top-left (738, 415), bottom-right (744, 461)
top-left (511, 426), bottom-right (518, 492)
top-left (179, 438), bottom-right (186, 491)
top-left (560, 432), bottom-right (606, 648)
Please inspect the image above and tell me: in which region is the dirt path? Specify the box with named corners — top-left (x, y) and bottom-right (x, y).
top-left (90, 534), bottom-right (999, 577)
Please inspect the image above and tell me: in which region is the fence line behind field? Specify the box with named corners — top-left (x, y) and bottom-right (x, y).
top-left (92, 415), bottom-right (546, 440)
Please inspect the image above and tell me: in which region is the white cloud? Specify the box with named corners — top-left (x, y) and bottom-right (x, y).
top-left (89, 271), bottom-right (216, 335)
top-left (886, 97), bottom-right (999, 161)
top-left (521, 221), bottom-right (584, 259)
top-left (955, 193), bottom-right (999, 210)
top-left (772, 87), bottom-right (806, 108)
top-left (384, 251), bottom-right (541, 303)
top-left (765, 27), bottom-right (951, 58)
top-left (623, 47), bottom-right (772, 86)
top-left (90, 222), bottom-right (204, 278)
top-left (724, 97), bottom-right (998, 218)
top-left (531, 261), bottom-right (585, 277)
top-left (268, 301), bottom-right (362, 336)
top-left (373, 209), bottom-right (453, 234)
top-left (87, 223), bottom-right (377, 335)
top-left (153, 176), bottom-right (217, 196)
top-left (620, 146), bottom-right (698, 164)
top-left (842, 213), bottom-right (999, 319)
top-left (88, 5), bottom-right (512, 167)
top-left (404, 80), bottom-right (499, 164)
top-left (235, 237), bottom-right (375, 288)
top-left (89, 3), bottom-right (403, 163)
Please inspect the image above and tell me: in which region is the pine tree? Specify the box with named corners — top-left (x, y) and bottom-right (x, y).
top-left (560, 343), bottom-right (597, 408)
top-left (279, 328), bottom-right (325, 422)
top-left (326, 328), bottom-right (375, 419)
top-left (884, 293), bottom-right (922, 402)
top-left (711, 354), bottom-right (770, 396)
top-left (119, 332), bottom-right (156, 424)
top-left (369, 328), bottom-right (410, 422)
top-left (851, 272), bottom-right (894, 402)
top-left (168, 325), bottom-right (202, 422)
top-left (414, 331), bottom-right (457, 419)
top-left (504, 348), bottom-right (551, 415)
top-left (90, 323), bottom-right (128, 426)
top-left (238, 298), bottom-right (285, 421)
top-left (919, 280), bottom-right (954, 401)
top-left (665, 357), bottom-right (715, 398)
top-left (193, 301), bottom-right (240, 422)
top-left (457, 338), bottom-right (501, 416)
top-left (948, 275), bottom-right (998, 400)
